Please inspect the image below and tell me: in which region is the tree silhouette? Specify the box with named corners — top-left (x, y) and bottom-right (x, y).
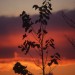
top-left (13, 0), bottom-right (60, 75)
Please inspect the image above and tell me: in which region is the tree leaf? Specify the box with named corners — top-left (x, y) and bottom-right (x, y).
top-left (50, 44), bottom-right (55, 49)
top-left (22, 47), bottom-right (25, 51)
top-left (35, 44), bottom-right (40, 48)
top-left (48, 59), bottom-right (54, 66)
top-left (43, 30), bottom-right (47, 34)
top-left (50, 55), bottom-right (54, 58)
top-left (42, 0), bottom-right (46, 5)
top-left (53, 59), bottom-right (58, 64)
top-left (38, 33), bottom-right (41, 38)
top-left (37, 28), bottom-right (41, 34)
top-left (56, 53), bottom-right (60, 58)
top-left (20, 11), bottom-right (26, 17)
top-left (18, 46), bottom-right (22, 48)
top-left (23, 34), bottom-right (27, 39)
top-left (25, 45), bottom-right (30, 55)
top-left (45, 40), bottom-right (49, 43)
top-left (33, 5), bottom-right (39, 10)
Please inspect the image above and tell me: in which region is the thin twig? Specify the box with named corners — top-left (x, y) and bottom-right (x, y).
top-left (44, 49), bottom-right (49, 67)
top-left (49, 66), bottom-right (57, 73)
top-left (28, 53), bottom-right (42, 69)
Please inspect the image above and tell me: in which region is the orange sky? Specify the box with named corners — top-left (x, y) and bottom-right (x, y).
top-left (0, 58), bottom-right (75, 75)
top-left (0, 29), bottom-right (75, 75)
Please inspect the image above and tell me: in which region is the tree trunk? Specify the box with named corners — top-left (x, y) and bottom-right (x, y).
top-left (41, 31), bottom-right (45, 75)
top-left (42, 49), bottom-right (45, 75)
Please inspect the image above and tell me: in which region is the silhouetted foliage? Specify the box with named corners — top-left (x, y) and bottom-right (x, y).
top-left (13, 0), bottom-right (61, 75)
top-left (13, 62), bottom-right (33, 75)
top-left (48, 53), bottom-right (60, 66)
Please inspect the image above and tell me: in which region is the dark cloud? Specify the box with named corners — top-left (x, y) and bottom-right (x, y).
top-left (58, 45), bottom-right (75, 60)
top-left (0, 16), bottom-right (23, 35)
top-left (0, 47), bottom-right (18, 58)
top-left (47, 10), bottom-right (75, 30)
top-left (0, 10), bottom-right (75, 36)
top-left (0, 10), bottom-right (75, 60)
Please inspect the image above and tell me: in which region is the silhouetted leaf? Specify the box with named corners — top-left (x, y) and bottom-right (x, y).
top-left (48, 59), bottom-right (58, 66)
top-left (50, 39), bottom-right (54, 41)
top-left (45, 40), bottom-right (49, 43)
top-left (55, 56), bottom-right (60, 60)
top-left (25, 27), bottom-right (30, 32)
top-left (35, 44), bottom-right (40, 48)
top-left (46, 9), bottom-right (51, 14)
top-left (43, 47), bottom-right (47, 50)
top-left (22, 47), bottom-right (25, 51)
top-left (20, 11), bottom-right (26, 17)
top-left (53, 59), bottom-right (58, 64)
top-left (50, 39), bottom-right (55, 49)
top-left (23, 34), bottom-right (27, 39)
top-left (48, 62), bottom-right (52, 66)
top-left (38, 33), bottom-right (41, 38)
top-left (50, 43), bottom-right (55, 49)
top-left (35, 20), bottom-right (39, 24)
top-left (50, 55), bottom-right (54, 58)
top-left (56, 53), bottom-right (60, 58)
top-left (48, 59), bottom-right (54, 66)
top-left (37, 28), bottom-right (41, 34)
top-left (30, 21), bottom-right (34, 25)
top-left (33, 5), bottom-right (39, 10)
top-left (43, 30), bottom-right (47, 34)
top-left (23, 41), bottom-right (26, 45)
top-left (25, 45), bottom-right (30, 55)
top-left (18, 46), bottom-right (22, 48)
top-left (42, 0), bottom-right (46, 5)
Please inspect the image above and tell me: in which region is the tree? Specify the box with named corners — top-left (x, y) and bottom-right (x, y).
top-left (13, 0), bottom-right (60, 75)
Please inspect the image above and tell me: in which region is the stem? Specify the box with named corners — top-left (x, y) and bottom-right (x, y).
top-left (41, 24), bottom-right (45, 75)
top-left (41, 47), bottom-right (45, 75)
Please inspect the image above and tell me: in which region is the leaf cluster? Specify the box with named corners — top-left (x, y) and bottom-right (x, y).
top-left (20, 11), bottom-right (33, 32)
top-left (13, 62), bottom-right (33, 75)
top-left (48, 53), bottom-right (61, 66)
top-left (18, 40), bottom-right (40, 55)
top-left (33, 0), bottom-right (52, 25)
top-left (43, 39), bottom-right (55, 50)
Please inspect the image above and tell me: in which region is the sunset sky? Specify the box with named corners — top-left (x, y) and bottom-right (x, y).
top-left (0, 0), bottom-right (75, 75)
